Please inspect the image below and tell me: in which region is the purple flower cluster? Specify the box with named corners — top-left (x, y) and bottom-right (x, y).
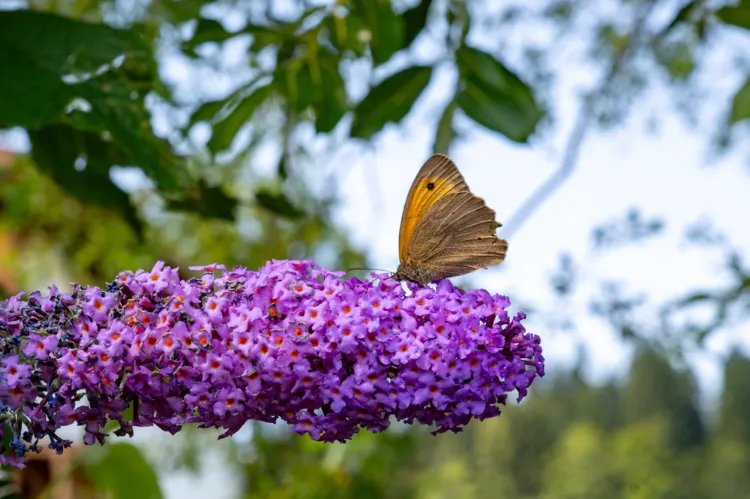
top-left (0, 260), bottom-right (544, 467)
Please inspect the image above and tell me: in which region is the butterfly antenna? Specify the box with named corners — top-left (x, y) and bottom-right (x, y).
top-left (345, 267), bottom-right (392, 275)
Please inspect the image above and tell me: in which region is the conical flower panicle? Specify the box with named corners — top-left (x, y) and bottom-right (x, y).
top-left (0, 260), bottom-right (544, 467)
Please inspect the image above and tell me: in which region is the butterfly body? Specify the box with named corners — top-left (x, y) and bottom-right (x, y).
top-left (393, 154), bottom-right (508, 285)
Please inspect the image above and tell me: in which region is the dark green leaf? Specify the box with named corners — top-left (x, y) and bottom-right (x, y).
top-left (315, 56), bottom-right (349, 133)
top-left (0, 10), bottom-right (140, 75)
top-left (245, 22), bottom-right (296, 53)
top-left (149, 0), bottom-right (204, 24)
top-left (351, 0), bottom-right (405, 65)
top-left (184, 18), bottom-right (237, 51)
top-left (679, 292), bottom-right (713, 305)
top-left (167, 182), bottom-right (238, 220)
top-left (432, 98), bottom-right (457, 154)
top-left (80, 443), bottom-right (163, 499)
top-left (186, 98), bottom-right (230, 130)
top-left (351, 66), bottom-right (433, 140)
top-left (186, 75), bottom-right (272, 132)
top-left (0, 11), bottom-right (142, 129)
top-left (247, 4), bottom-right (327, 52)
top-left (29, 125), bottom-right (143, 237)
top-left (716, 0), bottom-right (750, 30)
top-left (121, 47), bottom-right (158, 88)
top-left (0, 11), bottom-right (188, 196)
top-left (277, 156), bottom-right (289, 180)
top-left (70, 75), bottom-right (186, 195)
top-left (657, 0), bottom-right (699, 38)
top-left (208, 84), bottom-right (274, 154)
top-left (1, 424), bottom-right (12, 449)
top-left (403, 0), bottom-right (434, 48)
top-left (279, 61), bottom-right (322, 114)
top-left (275, 47), bottom-right (348, 131)
top-left (730, 76), bottom-right (750, 124)
top-left (0, 47), bottom-right (71, 129)
top-left (456, 45), bottom-right (542, 142)
top-left (325, 12), bottom-right (368, 57)
top-left (255, 189), bottom-right (305, 219)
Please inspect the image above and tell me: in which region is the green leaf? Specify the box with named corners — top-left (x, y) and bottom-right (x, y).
top-left (351, 0), bottom-right (405, 65)
top-left (0, 11), bottom-right (189, 196)
top-left (80, 443), bottom-right (163, 499)
top-left (0, 47), bottom-right (72, 129)
top-left (149, 0), bottom-right (204, 24)
top-left (187, 90), bottom-right (248, 131)
top-left (432, 98), bottom-right (457, 154)
top-left (657, 0), bottom-right (699, 38)
top-left (315, 56), bottom-right (349, 133)
top-left (456, 45), bottom-right (542, 142)
top-left (325, 12), bottom-right (368, 57)
top-left (678, 292), bottom-right (713, 306)
top-left (0, 11), bottom-right (142, 129)
top-left (186, 98), bottom-right (230, 130)
top-left (245, 23), bottom-right (291, 52)
top-left (279, 60), bottom-right (322, 114)
top-left (167, 182), bottom-right (238, 220)
top-left (350, 66), bottom-right (433, 140)
top-left (71, 75), bottom-right (186, 195)
top-left (1, 424), bottom-right (12, 449)
top-left (277, 156), bottom-right (289, 180)
top-left (208, 84), bottom-right (274, 154)
top-left (184, 18), bottom-right (237, 51)
top-left (716, 0), bottom-right (750, 30)
top-left (255, 189), bottom-right (305, 219)
top-left (403, 0), bottom-right (434, 48)
top-left (186, 74), bottom-right (272, 132)
top-left (246, 5), bottom-right (326, 53)
top-left (274, 47), bottom-right (348, 132)
top-left (0, 10), bottom-right (140, 75)
top-left (243, 9), bottom-right (326, 54)
top-left (28, 125), bottom-right (143, 237)
top-left (730, 76), bottom-right (750, 124)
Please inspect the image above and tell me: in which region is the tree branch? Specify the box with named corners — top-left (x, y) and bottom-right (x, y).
top-left (502, 0), bottom-right (661, 239)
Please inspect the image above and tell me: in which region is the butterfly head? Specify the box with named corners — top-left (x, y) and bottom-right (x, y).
top-left (392, 262), bottom-right (444, 286)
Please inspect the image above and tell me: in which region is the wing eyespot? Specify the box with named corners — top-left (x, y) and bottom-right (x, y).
top-left (426, 181), bottom-right (435, 190)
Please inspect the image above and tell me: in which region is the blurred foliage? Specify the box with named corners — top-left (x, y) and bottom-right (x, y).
top-left (78, 443), bottom-right (163, 499)
top-left (0, 468), bottom-right (18, 499)
top-left (240, 424), bottom-right (426, 499)
top-left (0, 152), bottom-right (365, 297)
top-left (0, 0), bottom-right (545, 244)
top-left (219, 347), bottom-right (749, 499)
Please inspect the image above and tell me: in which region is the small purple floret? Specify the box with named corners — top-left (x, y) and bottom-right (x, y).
top-left (0, 260), bottom-right (544, 466)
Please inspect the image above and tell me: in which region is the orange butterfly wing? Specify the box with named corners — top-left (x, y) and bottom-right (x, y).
top-left (398, 154), bottom-right (470, 262)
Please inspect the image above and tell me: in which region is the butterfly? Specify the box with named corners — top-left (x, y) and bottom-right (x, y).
top-left (392, 154), bottom-right (508, 285)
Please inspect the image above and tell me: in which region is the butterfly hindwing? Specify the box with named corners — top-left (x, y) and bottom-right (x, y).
top-left (405, 191), bottom-right (508, 280)
top-left (398, 154), bottom-right (469, 262)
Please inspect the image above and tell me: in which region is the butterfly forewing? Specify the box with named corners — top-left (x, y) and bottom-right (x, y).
top-left (398, 154), bottom-right (469, 262)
